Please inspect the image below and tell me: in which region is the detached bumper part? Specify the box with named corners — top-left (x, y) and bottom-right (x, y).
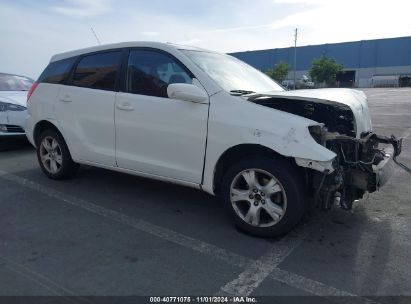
top-left (349, 134), bottom-right (402, 192)
top-left (372, 149), bottom-right (395, 190)
top-left (370, 133), bottom-right (409, 186)
top-left (364, 133), bottom-right (403, 157)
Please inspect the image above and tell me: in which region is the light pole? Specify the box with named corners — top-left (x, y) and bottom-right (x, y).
top-left (293, 28), bottom-right (298, 90)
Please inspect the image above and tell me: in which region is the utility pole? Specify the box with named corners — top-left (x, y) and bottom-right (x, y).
top-left (90, 27), bottom-right (101, 45)
top-left (293, 28), bottom-right (298, 90)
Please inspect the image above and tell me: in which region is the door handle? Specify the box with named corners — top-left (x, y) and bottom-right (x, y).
top-left (116, 103), bottom-right (134, 111)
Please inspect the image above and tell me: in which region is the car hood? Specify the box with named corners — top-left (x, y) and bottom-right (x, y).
top-left (0, 91), bottom-right (28, 107)
top-left (247, 88), bottom-right (372, 137)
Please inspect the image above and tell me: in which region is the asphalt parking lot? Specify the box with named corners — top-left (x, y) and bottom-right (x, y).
top-left (0, 88), bottom-right (410, 302)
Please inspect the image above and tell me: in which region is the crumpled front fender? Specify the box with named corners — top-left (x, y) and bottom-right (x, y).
top-left (254, 124), bottom-right (336, 173)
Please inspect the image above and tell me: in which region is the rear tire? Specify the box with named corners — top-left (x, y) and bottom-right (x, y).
top-left (221, 156), bottom-right (305, 237)
top-left (36, 129), bottom-right (79, 179)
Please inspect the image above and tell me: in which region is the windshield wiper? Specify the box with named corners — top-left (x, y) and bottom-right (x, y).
top-left (230, 89), bottom-right (255, 96)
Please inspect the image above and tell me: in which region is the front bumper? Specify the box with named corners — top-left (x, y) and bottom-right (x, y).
top-left (0, 124), bottom-right (26, 137)
top-left (0, 132), bottom-right (26, 137)
top-left (0, 110), bottom-right (26, 137)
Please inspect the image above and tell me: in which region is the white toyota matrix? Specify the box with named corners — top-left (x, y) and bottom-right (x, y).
top-left (26, 42), bottom-right (403, 237)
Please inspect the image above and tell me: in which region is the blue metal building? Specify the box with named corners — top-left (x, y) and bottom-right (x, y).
top-left (230, 36), bottom-right (411, 87)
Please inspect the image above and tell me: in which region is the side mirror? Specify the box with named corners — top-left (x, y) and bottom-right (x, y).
top-left (167, 83), bottom-right (208, 104)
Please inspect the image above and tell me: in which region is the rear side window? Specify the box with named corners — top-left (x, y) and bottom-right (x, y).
top-left (72, 51), bottom-right (122, 91)
top-left (38, 57), bottom-right (75, 84)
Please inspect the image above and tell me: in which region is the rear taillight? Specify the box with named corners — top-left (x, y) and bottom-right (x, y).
top-left (27, 82), bottom-right (39, 102)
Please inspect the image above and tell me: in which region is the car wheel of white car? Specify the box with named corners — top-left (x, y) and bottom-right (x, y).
top-left (36, 129), bottom-right (79, 179)
top-left (221, 156), bottom-right (305, 237)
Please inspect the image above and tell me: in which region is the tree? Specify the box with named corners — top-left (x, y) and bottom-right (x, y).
top-left (266, 61), bottom-right (290, 83)
top-left (309, 55), bottom-right (343, 86)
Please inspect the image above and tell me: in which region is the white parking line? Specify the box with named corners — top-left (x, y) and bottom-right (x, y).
top-left (270, 267), bottom-right (354, 296)
top-left (218, 232), bottom-right (305, 296)
top-left (0, 170), bottom-right (374, 300)
top-left (0, 255), bottom-right (70, 296)
top-left (0, 255), bottom-right (92, 303)
top-left (269, 269), bottom-right (380, 304)
top-left (0, 170), bottom-right (249, 267)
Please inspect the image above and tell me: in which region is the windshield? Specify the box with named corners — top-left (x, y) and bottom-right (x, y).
top-left (182, 50), bottom-right (284, 94)
top-left (0, 74), bottom-right (34, 91)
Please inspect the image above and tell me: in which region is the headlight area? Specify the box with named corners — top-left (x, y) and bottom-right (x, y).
top-left (308, 124), bottom-right (328, 145)
top-left (0, 102), bottom-right (26, 112)
top-left (305, 125), bottom-right (403, 211)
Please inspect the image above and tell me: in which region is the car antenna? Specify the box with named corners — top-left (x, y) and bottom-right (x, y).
top-left (90, 27), bottom-right (101, 45)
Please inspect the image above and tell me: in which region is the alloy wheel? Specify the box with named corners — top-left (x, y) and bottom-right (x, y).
top-left (39, 136), bottom-right (63, 174)
top-left (230, 169), bottom-right (287, 227)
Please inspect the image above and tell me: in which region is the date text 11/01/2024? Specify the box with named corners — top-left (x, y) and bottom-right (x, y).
top-left (149, 296), bottom-right (257, 303)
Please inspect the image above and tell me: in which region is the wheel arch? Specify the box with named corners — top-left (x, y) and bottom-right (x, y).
top-left (212, 144), bottom-right (300, 196)
top-left (33, 120), bottom-right (64, 147)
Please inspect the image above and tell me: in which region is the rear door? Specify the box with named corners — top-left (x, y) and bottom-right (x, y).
top-left (54, 50), bottom-right (123, 166)
top-left (115, 49), bottom-right (209, 183)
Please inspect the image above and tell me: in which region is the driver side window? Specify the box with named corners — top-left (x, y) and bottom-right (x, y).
top-left (126, 50), bottom-right (192, 98)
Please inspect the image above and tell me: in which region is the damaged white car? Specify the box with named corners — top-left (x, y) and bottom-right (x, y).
top-left (0, 73), bottom-right (33, 137)
top-left (25, 42), bottom-right (403, 237)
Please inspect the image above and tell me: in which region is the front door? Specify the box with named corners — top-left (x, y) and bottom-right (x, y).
top-left (115, 49), bottom-right (209, 183)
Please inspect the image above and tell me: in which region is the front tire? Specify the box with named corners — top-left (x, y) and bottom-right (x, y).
top-left (36, 129), bottom-right (79, 179)
top-left (221, 156), bottom-right (305, 237)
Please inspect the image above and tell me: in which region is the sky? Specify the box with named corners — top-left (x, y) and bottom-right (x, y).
top-left (1, 0), bottom-right (411, 79)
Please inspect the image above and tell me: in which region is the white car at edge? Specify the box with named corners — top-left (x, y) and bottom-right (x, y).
top-left (0, 73), bottom-right (33, 137)
top-left (25, 42), bottom-right (402, 237)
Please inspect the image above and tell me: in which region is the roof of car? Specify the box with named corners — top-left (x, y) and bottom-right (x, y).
top-left (0, 72), bottom-right (34, 81)
top-left (50, 41), bottom-right (214, 62)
